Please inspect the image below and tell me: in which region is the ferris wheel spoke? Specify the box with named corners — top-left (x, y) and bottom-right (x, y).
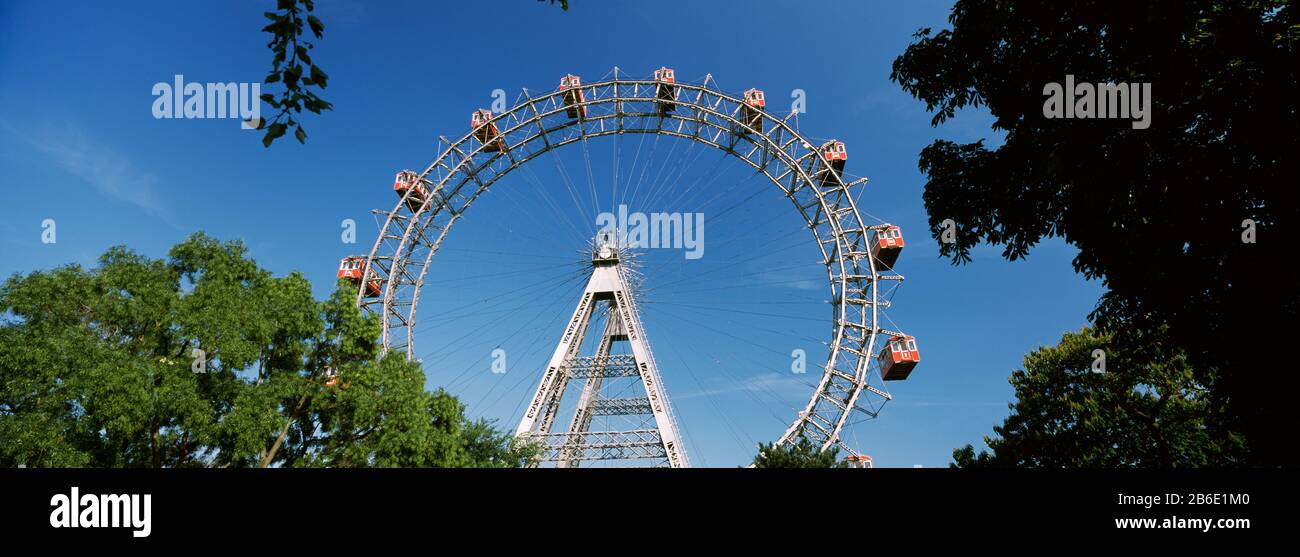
top-left (411, 266), bottom-right (588, 335)
top-left (622, 131), bottom-right (664, 211)
top-left (471, 307), bottom-right (580, 418)
top-left (435, 272), bottom-right (590, 391)
top-left (414, 280), bottom-right (589, 371)
top-left (629, 135), bottom-right (704, 211)
top-left (652, 312), bottom-right (806, 428)
top-left (632, 134), bottom-right (689, 211)
top-left (639, 238), bottom-right (817, 293)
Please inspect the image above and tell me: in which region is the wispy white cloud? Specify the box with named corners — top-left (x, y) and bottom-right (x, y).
top-left (751, 268), bottom-right (823, 291)
top-left (676, 372), bottom-right (810, 401)
top-left (851, 86), bottom-right (919, 116)
top-left (1, 118), bottom-right (173, 223)
top-left (314, 0), bottom-right (368, 25)
top-left (892, 399), bottom-right (1008, 408)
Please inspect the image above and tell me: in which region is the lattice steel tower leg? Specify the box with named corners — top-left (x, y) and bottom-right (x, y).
top-left (515, 238), bottom-right (689, 468)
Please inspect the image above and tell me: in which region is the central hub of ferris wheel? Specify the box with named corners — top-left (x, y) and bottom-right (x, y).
top-left (514, 236), bottom-right (688, 467)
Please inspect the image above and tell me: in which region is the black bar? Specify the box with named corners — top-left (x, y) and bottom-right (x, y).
top-left (3, 468), bottom-right (1290, 546)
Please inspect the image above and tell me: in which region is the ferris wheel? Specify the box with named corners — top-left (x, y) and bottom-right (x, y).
top-left (337, 67), bottom-right (920, 459)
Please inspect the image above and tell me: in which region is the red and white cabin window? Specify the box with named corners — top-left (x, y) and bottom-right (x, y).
top-left (879, 335), bottom-right (920, 381)
top-left (471, 109), bottom-right (494, 128)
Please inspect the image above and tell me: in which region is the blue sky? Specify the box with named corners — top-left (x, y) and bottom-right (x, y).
top-left (0, 0), bottom-right (1104, 467)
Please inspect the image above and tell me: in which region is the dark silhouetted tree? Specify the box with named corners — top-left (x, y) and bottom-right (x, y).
top-left (892, 0), bottom-right (1297, 465)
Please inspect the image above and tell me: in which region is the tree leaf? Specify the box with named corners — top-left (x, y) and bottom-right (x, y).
top-left (262, 122), bottom-right (287, 147)
top-left (307, 14), bottom-right (324, 38)
top-left (309, 65), bottom-right (328, 88)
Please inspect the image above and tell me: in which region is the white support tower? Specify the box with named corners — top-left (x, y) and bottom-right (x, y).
top-left (515, 237), bottom-right (689, 468)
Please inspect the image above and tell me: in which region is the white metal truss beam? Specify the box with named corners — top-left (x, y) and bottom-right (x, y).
top-left (516, 243), bottom-right (688, 468)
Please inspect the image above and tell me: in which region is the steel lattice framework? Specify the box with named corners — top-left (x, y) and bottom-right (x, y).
top-left (357, 68), bottom-right (907, 453)
top-left (515, 241), bottom-right (689, 467)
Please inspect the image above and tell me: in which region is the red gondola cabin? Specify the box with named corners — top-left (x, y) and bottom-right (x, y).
top-left (338, 256), bottom-right (381, 298)
top-left (322, 366), bottom-right (339, 388)
top-left (870, 225), bottom-right (905, 269)
top-left (879, 335), bottom-right (920, 381)
top-left (817, 140), bottom-right (847, 185)
top-left (654, 67), bottom-right (677, 113)
top-left (393, 170), bottom-right (429, 211)
top-left (471, 109), bottom-right (506, 152)
top-left (560, 74), bottom-right (586, 119)
top-left (845, 454), bottom-right (873, 468)
top-left (740, 88), bottom-right (765, 134)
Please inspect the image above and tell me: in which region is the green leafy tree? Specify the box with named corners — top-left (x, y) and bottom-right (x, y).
top-left (952, 327), bottom-right (1243, 468)
top-left (752, 436), bottom-right (847, 468)
top-left (0, 233), bottom-right (530, 468)
top-left (891, 0), bottom-right (1298, 465)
